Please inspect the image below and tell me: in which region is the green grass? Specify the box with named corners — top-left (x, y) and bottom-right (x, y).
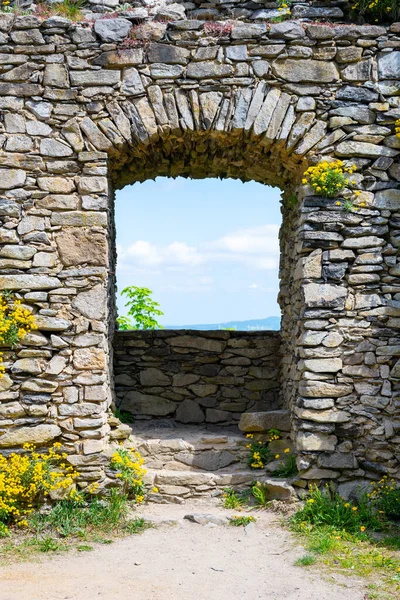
top-left (287, 483), bottom-right (400, 599)
top-left (295, 554), bottom-right (316, 566)
top-left (0, 489), bottom-right (152, 563)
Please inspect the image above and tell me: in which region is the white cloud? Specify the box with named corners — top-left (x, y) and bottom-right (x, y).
top-left (209, 225), bottom-right (279, 255)
top-left (120, 240), bottom-right (203, 268)
top-left (117, 224), bottom-right (280, 273)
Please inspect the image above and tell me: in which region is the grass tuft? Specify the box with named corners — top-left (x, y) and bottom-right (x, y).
top-left (295, 554), bottom-right (316, 566)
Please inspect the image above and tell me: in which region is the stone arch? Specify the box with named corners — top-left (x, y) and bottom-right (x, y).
top-left (0, 12), bottom-right (399, 491)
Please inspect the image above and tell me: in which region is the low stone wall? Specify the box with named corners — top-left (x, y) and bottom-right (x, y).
top-left (113, 330), bottom-right (281, 425)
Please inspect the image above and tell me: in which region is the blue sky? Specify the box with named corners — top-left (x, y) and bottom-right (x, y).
top-left (115, 177), bottom-right (282, 325)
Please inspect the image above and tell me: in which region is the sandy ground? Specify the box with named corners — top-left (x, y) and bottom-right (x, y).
top-left (0, 500), bottom-right (366, 600)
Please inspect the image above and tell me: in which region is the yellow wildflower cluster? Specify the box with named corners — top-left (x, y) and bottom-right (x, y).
top-left (302, 160), bottom-right (356, 198)
top-left (368, 475), bottom-right (398, 499)
top-left (110, 446), bottom-right (146, 501)
top-left (351, 0), bottom-right (397, 23)
top-left (395, 119), bottom-right (400, 139)
top-left (0, 443), bottom-right (79, 532)
top-left (0, 292), bottom-right (37, 377)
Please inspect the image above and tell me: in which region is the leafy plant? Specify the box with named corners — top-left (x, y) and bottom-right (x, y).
top-left (110, 447), bottom-right (146, 501)
top-left (369, 477), bottom-right (400, 520)
top-left (229, 515), bottom-right (255, 527)
top-left (115, 408), bottom-right (135, 424)
top-left (268, 428), bottom-right (280, 441)
top-left (291, 484), bottom-right (384, 535)
top-left (246, 436), bottom-right (274, 469)
top-left (222, 488), bottom-right (248, 509)
top-left (351, 0), bottom-right (399, 23)
top-left (302, 160), bottom-right (356, 198)
top-left (118, 286), bottom-right (164, 330)
top-left (251, 481), bottom-right (270, 507)
top-left (343, 199), bottom-right (355, 213)
top-left (272, 453), bottom-right (298, 478)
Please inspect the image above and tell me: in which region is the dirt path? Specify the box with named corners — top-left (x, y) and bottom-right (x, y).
top-left (0, 501), bottom-right (366, 600)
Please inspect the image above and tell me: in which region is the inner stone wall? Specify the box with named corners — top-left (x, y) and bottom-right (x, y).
top-left (114, 330), bottom-right (281, 425)
top-left (0, 9), bottom-right (398, 491)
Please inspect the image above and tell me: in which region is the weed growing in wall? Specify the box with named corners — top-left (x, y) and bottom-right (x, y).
top-left (351, 0), bottom-right (399, 23)
top-left (0, 292), bottom-right (36, 377)
top-left (302, 161), bottom-right (356, 198)
top-left (246, 434), bottom-right (274, 469)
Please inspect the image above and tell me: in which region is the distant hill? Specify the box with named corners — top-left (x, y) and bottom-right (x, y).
top-left (164, 317), bottom-right (281, 331)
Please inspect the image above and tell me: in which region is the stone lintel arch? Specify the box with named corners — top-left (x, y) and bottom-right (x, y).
top-left (0, 14), bottom-right (398, 491)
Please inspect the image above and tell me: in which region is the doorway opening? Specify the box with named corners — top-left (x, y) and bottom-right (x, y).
top-left (115, 177), bottom-right (282, 331)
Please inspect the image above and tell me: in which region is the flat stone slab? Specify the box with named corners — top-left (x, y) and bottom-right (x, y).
top-left (184, 513), bottom-right (229, 526)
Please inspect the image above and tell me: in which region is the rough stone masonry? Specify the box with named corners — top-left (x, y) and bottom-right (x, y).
top-left (0, 2), bottom-right (399, 491)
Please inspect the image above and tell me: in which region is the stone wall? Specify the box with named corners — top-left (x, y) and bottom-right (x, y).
top-left (114, 330), bottom-right (281, 425)
top-left (85, 0), bottom-right (348, 21)
top-left (0, 9), bottom-right (398, 489)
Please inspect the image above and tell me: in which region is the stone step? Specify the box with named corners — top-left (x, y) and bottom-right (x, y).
top-left (145, 467), bottom-right (256, 501)
top-left (130, 423), bottom-right (250, 473)
top-left (144, 469), bottom-right (296, 503)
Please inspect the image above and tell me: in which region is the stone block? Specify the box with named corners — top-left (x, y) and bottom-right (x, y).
top-left (0, 424), bottom-right (61, 448)
top-left (239, 410), bottom-right (291, 433)
top-left (297, 432), bottom-right (337, 452)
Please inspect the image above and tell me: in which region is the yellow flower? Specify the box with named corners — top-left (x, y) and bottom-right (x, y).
top-left (308, 499), bottom-right (314, 504)
top-left (352, 506), bottom-right (358, 512)
top-left (335, 201), bottom-right (341, 206)
top-left (284, 448), bottom-right (290, 454)
top-left (360, 526), bottom-right (366, 532)
top-left (152, 487), bottom-right (159, 493)
top-left (246, 434), bottom-right (254, 439)
top-left (345, 503), bottom-right (350, 508)
top-left (275, 454), bottom-right (280, 459)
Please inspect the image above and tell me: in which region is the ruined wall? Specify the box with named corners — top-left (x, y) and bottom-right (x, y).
top-left (114, 330), bottom-right (281, 425)
top-left (0, 9), bottom-right (398, 489)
